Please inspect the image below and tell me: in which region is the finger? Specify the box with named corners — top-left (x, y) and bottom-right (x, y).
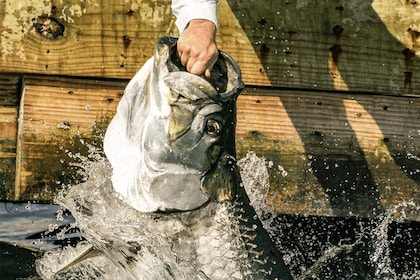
top-left (204, 69), bottom-right (211, 78)
top-left (179, 51), bottom-right (190, 69)
top-left (189, 60), bottom-right (208, 76)
top-left (207, 54), bottom-right (218, 72)
top-left (203, 54), bottom-right (218, 78)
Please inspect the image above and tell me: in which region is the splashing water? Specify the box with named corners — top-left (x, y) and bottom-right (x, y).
top-left (38, 156), bottom-right (210, 279)
top-left (237, 152), bottom-right (419, 280)
top-left (371, 201), bottom-right (420, 280)
top-left (36, 148), bottom-right (419, 279)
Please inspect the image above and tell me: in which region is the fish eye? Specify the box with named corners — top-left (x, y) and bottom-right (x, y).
top-left (205, 119), bottom-right (222, 137)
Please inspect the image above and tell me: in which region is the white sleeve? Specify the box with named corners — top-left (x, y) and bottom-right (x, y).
top-left (172, 0), bottom-right (219, 33)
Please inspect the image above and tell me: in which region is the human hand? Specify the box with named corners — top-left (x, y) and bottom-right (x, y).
top-left (177, 19), bottom-right (218, 78)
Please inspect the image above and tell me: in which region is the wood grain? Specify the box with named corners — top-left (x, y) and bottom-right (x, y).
top-left (16, 76), bottom-right (124, 200)
top-left (0, 0), bottom-right (419, 95)
top-left (0, 74), bottom-right (20, 199)
top-left (236, 88), bottom-right (420, 219)
top-left (1, 75), bottom-right (418, 219)
top-left (1, 0), bottom-right (419, 218)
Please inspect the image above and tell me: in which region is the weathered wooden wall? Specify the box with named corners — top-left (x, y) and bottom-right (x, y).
top-left (1, 0), bottom-right (419, 94)
top-left (0, 0), bottom-right (419, 220)
top-left (1, 74), bottom-right (418, 220)
top-left (0, 75), bottom-right (19, 199)
top-left (236, 89), bottom-right (419, 220)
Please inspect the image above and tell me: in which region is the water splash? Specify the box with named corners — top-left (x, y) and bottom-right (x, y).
top-left (371, 201), bottom-right (420, 280)
top-left (36, 148), bottom-right (419, 279)
top-left (237, 152), bottom-right (420, 280)
top-left (37, 156), bottom-right (209, 279)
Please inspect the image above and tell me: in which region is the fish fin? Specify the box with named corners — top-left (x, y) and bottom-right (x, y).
top-left (54, 244), bottom-right (102, 275)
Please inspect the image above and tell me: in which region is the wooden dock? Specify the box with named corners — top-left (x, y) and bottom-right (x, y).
top-left (0, 0), bottom-right (419, 220)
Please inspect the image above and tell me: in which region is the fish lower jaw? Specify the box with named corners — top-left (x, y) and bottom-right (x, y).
top-left (113, 173), bottom-right (210, 213)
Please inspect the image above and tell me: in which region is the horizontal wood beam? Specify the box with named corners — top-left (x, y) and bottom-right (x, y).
top-left (0, 74), bottom-right (418, 220)
top-left (236, 88), bottom-right (420, 220)
top-left (0, 0), bottom-right (419, 95)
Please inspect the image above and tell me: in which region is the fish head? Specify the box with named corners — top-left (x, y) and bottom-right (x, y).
top-left (106, 37), bottom-right (244, 212)
top-left (147, 37), bottom-right (244, 210)
top-left (163, 41), bottom-right (241, 171)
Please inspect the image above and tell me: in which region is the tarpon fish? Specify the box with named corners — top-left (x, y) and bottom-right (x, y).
top-left (36, 37), bottom-right (292, 280)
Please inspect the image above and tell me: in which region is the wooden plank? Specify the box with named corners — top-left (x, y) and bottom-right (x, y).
top-left (219, 0), bottom-right (420, 95)
top-left (3, 74), bottom-right (418, 220)
top-left (0, 106), bottom-right (18, 199)
top-left (0, 0), bottom-right (175, 79)
top-left (0, 74), bottom-right (20, 200)
top-left (236, 88), bottom-right (420, 220)
top-left (0, 75), bottom-right (21, 106)
top-left (0, 0), bottom-right (419, 95)
top-left (16, 76), bottom-right (124, 200)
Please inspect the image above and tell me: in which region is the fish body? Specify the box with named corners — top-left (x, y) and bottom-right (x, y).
top-left (36, 37), bottom-right (292, 280)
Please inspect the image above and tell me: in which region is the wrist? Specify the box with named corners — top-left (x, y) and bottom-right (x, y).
top-left (186, 19), bottom-right (216, 32)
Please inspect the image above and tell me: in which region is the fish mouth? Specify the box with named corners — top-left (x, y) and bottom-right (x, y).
top-left (168, 43), bottom-right (229, 94)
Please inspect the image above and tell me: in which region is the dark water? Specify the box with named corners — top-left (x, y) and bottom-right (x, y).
top-left (0, 201), bottom-right (418, 279)
top-left (269, 214), bottom-right (420, 279)
top-left (0, 202), bottom-right (81, 279)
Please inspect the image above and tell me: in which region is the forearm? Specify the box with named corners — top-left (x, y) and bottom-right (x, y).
top-left (172, 0), bottom-right (219, 32)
